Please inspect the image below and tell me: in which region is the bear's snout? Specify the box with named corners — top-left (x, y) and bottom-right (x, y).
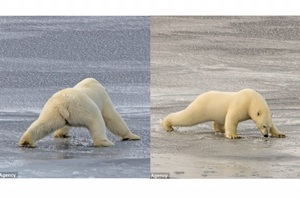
top-left (264, 134), bottom-right (269, 138)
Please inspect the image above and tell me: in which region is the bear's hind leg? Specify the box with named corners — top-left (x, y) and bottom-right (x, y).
top-left (54, 126), bottom-right (71, 138)
top-left (19, 117), bottom-right (66, 147)
top-left (162, 106), bottom-right (204, 132)
top-left (212, 122), bottom-right (225, 133)
top-left (103, 108), bottom-right (140, 141)
top-left (88, 121), bottom-right (114, 147)
top-left (86, 112), bottom-right (114, 147)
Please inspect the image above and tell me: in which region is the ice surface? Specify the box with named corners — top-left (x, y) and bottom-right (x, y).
top-left (151, 16), bottom-right (300, 178)
top-left (0, 16), bottom-right (150, 178)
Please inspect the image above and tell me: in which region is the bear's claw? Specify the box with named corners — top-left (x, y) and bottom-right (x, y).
top-left (162, 125), bottom-right (173, 132)
top-left (278, 134), bottom-right (286, 138)
top-left (162, 119), bottom-right (174, 132)
top-left (18, 140), bottom-right (36, 148)
top-left (94, 140), bottom-right (114, 147)
top-left (122, 133), bottom-right (141, 141)
top-left (54, 134), bottom-right (70, 138)
top-left (165, 127), bottom-right (174, 132)
top-left (225, 134), bottom-right (242, 139)
top-left (271, 133), bottom-right (286, 138)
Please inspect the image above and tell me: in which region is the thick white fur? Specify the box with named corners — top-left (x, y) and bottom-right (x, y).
top-left (162, 89), bottom-right (285, 139)
top-left (19, 78), bottom-right (140, 148)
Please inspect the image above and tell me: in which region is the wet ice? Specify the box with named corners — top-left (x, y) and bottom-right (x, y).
top-left (0, 16), bottom-right (150, 178)
top-left (151, 16), bottom-right (300, 178)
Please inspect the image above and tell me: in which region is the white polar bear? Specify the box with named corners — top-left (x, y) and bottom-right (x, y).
top-left (19, 78), bottom-right (140, 148)
top-left (162, 89), bottom-right (286, 139)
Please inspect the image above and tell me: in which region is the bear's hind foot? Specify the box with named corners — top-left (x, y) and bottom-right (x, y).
top-left (94, 139), bottom-right (114, 147)
top-left (212, 122), bottom-right (225, 133)
top-left (54, 133), bottom-right (70, 138)
top-left (54, 127), bottom-right (70, 138)
top-left (162, 119), bottom-right (174, 132)
top-left (122, 133), bottom-right (141, 141)
top-left (18, 140), bottom-right (36, 148)
top-left (165, 127), bottom-right (174, 132)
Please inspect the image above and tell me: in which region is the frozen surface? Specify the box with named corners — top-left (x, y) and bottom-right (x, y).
top-left (151, 16), bottom-right (300, 178)
top-left (0, 16), bottom-right (150, 178)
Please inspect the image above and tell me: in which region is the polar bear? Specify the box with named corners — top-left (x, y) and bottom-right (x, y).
top-left (19, 78), bottom-right (140, 148)
top-left (162, 89), bottom-right (286, 139)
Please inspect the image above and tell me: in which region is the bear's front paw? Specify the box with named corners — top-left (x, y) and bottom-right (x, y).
top-left (278, 133), bottom-right (286, 138)
top-left (271, 133), bottom-right (286, 138)
top-left (225, 134), bottom-right (242, 139)
top-left (94, 140), bottom-right (114, 147)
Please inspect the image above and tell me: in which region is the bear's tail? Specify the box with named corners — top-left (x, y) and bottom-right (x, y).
top-left (58, 106), bottom-right (70, 119)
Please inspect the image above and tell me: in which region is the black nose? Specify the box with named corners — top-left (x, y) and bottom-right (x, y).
top-left (264, 134), bottom-right (269, 138)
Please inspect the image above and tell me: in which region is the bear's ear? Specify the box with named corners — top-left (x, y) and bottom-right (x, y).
top-left (257, 111), bottom-right (261, 116)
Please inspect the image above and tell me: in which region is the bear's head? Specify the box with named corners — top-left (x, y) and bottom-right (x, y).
top-left (253, 110), bottom-right (273, 138)
top-left (248, 90), bottom-right (273, 138)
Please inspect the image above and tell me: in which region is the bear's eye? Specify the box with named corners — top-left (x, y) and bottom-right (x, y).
top-left (257, 112), bottom-right (260, 116)
top-left (263, 125), bottom-right (266, 128)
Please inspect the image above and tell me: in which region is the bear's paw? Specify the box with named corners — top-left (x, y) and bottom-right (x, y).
top-left (94, 140), bottom-right (114, 147)
top-left (225, 134), bottom-right (242, 139)
top-left (122, 133), bottom-right (141, 141)
top-left (18, 140), bottom-right (36, 148)
top-left (271, 133), bottom-right (286, 138)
